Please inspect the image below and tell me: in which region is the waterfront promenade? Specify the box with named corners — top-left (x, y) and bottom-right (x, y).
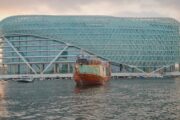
top-left (0, 72), bottom-right (180, 80)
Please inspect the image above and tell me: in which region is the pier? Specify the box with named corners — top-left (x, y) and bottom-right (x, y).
top-left (0, 72), bottom-right (180, 80)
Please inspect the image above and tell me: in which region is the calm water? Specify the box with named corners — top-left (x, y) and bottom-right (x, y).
top-left (0, 78), bottom-right (180, 120)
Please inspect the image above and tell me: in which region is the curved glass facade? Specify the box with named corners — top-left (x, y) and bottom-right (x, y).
top-left (0, 15), bottom-right (180, 74)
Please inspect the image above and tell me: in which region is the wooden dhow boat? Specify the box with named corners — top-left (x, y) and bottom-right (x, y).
top-left (73, 56), bottom-right (111, 86)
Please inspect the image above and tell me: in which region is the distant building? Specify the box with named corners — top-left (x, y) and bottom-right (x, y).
top-left (0, 15), bottom-right (180, 74)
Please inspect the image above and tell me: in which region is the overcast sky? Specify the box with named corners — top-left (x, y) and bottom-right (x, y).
top-left (0, 0), bottom-right (180, 21)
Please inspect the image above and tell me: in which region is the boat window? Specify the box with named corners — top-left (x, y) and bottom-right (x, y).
top-left (76, 58), bottom-right (89, 64)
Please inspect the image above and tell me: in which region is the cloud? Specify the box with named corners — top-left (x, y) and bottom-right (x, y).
top-left (0, 0), bottom-right (179, 21)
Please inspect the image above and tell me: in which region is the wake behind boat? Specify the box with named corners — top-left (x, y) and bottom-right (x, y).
top-left (73, 56), bottom-right (111, 86)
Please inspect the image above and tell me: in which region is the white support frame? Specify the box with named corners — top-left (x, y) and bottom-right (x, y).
top-left (148, 64), bottom-right (175, 75)
top-left (127, 64), bottom-right (146, 73)
top-left (3, 38), bottom-right (37, 74)
top-left (3, 34), bottom-right (178, 75)
top-left (41, 46), bottom-right (69, 74)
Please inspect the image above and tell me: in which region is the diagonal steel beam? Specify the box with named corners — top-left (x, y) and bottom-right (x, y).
top-left (149, 64), bottom-right (174, 75)
top-left (3, 38), bottom-right (37, 74)
top-left (41, 46), bottom-right (68, 74)
top-left (2, 34), bottom-right (149, 73)
top-left (127, 65), bottom-right (146, 73)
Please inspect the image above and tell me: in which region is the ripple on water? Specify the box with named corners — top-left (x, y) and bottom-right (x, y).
top-left (0, 79), bottom-right (180, 120)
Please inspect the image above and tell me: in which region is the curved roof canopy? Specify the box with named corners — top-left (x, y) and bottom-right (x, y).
top-left (0, 15), bottom-right (180, 72)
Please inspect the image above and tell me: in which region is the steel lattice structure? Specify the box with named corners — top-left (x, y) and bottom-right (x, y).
top-left (0, 15), bottom-right (180, 74)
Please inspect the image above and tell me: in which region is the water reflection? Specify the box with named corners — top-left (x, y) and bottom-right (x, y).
top-left (175, 77), bottom-right (180, 119)
top-left (73, 85), bottom-right (109, 120)
top-left (0, 79), bottom-right (179, 119)
top-left (0, 80), bottom-right (8, 118)
top-left (74, 85), bottom-right (107, 94)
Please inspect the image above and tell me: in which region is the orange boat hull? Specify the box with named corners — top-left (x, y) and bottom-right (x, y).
top-left (74, 73), bottom-right (110, 86)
